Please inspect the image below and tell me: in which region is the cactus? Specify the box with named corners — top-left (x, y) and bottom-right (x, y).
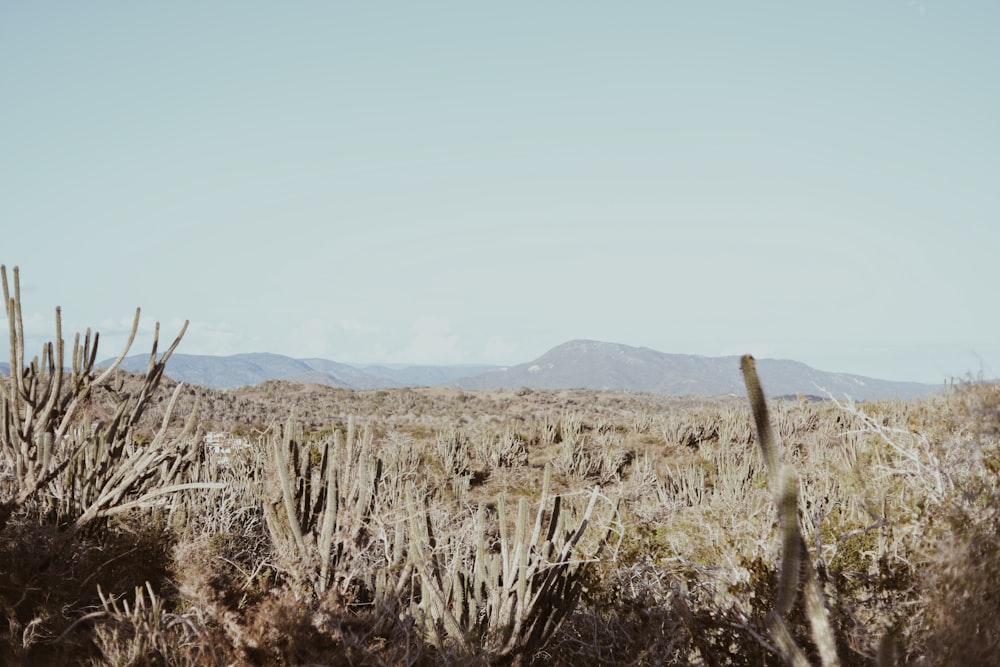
top-left (260, 414), bottom-right (411, 599)
top-left (0, 264), bottom-right (221, 535)
top-left (405, 463), bottom-right (619, 664)
top-left (741, 354), bottom-right (840, 667)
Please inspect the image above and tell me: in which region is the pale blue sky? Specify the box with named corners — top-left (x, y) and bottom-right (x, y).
top-left (2, 2), bottom-right (998, 383)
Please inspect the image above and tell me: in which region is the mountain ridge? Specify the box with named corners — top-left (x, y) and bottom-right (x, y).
top-left (453, 339), bottom-right (932, 400)
top-left (99, 339), bottom-right (938, 400)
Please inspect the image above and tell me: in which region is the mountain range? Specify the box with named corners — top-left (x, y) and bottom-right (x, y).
top-left (99, 339), bottom-right (936, 400)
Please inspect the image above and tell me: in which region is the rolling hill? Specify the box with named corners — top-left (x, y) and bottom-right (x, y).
top-left (107, 353), bottom-right (499, 391)
top-left (454, 340), bottom-right (933, 400)
top-left (99, 339), bottom-right (937, 399)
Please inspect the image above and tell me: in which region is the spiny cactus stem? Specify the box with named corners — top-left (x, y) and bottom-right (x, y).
top-left (318, 438), bottom-right (337, 589)
top-left (766, 614), bottom-right (811, 667)
top-left (498, 494), bottom-right (511, 586)
top-left (774, 467), bottom-right (802, 616)
top-left (742, 352), bottom-right (841, 667)
top-left (275, 414), bottom-right (307, 556)
top-left (405, 488), bottom-right (470, 652)
top-left (741, 355), bottom-right (781, 484)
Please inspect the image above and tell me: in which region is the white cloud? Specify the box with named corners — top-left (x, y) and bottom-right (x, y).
top-left (83, 316), bottom-right (241, 360)
top-left (175, 320), bottom-right (254, 357)
top-left (286, 318), bottom-right (340, 359)
top-left (386, 317), bottom-right (465, 365)
top-left (480, 335), bottom-right (521, 364)
top-left (285, 317), bottom-right (389, 361)
top-left (3, 310), bottom-right (200, 364)
top-left (338, 318), bottom-right (383, 335)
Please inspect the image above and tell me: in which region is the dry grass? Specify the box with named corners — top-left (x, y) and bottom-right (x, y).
top-left (3, 369), bottom-right (999, 665)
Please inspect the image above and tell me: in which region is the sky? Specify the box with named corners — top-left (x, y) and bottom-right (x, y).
top-left (2, 2), bottom-right (998, 384)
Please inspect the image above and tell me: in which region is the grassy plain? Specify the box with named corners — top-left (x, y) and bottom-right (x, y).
top-left (4, 364), bottom-right (1000, 665)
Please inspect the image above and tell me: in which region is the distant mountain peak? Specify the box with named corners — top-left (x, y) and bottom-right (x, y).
top-left (99, 340), bottom-right (936, 399)
top-left (454, 340), bottom-right (935, 400)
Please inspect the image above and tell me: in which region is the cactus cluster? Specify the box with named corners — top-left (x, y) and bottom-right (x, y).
top-left (261, 409), bottom-right (621, 664)
top-left (0, 265), bottom-right (220, 538)
top-left (406, 464), bottom-right (617, 663)
top-left (259, 414), bottom-right (399, 598)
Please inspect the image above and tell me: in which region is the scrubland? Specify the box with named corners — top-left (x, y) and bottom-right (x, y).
top-left (3, 267), bottom-right (999, 665)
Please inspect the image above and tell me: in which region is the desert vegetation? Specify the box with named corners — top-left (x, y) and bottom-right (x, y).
top-left (2, 263), bottom-right (999, 665)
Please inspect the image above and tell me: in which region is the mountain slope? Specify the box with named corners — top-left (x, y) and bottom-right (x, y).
top-left (296, 358), bottom-right (398, 389)
top-left (454, 340), bottom-right (933, 400)
top-left (112, 352), bottom-right (322, 389)
top-left (100, 340), bottom-right (936, 398)
top-left (106, 353), bottom-right (501, 390)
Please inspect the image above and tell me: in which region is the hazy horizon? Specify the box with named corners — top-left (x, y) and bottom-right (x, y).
top-left (3, 3), bottom-right (998, 385)
top-left (67, 337), bottom-right (995, 387)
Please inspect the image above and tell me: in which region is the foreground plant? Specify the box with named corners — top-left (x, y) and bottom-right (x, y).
top-left (0, 264), bottom-right (221, 661)
top-left (0, 264), bottom-right (220, 535)
top-left (260, 414), bottom-right (410, 600)
top-left (407, 464), bottom-right (621, 665)
top-left (742, 355), bottom-right (840, 666)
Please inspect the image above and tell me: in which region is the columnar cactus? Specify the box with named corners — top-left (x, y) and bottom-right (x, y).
top-left (741, 354), bottom-right (840, 667)
top-left (0, 264), bottom-right (219, 536)
top-left (260, 414), bottom-right (410, 598)
top-left (405, 464), bottom-right (617, 664)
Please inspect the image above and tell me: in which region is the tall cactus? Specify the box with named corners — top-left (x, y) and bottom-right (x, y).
top-left (741, 355), bottom-right (840, 667)
top-left (260, 414), bottom-right (410, 599)
top-left (0, 264), bottom-right (219, 535)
